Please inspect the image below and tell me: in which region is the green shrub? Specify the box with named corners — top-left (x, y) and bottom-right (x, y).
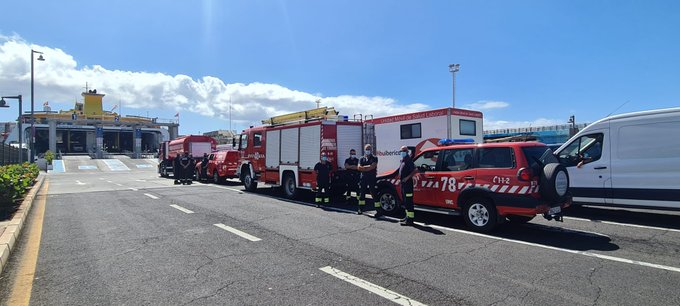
top-left (44, 150), bottom-right (55, 165)
top-left (0, 163), bottom-right (39, 206)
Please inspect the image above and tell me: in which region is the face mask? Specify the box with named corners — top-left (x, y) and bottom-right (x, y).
top-left (321, 156), bottom-right (327, 161)
top-left (400, 151), bottom-right (408, 159)
top-left (350, 154), bottom-right (356, 159)
top-left (365, 150), bottom-right (371, 156)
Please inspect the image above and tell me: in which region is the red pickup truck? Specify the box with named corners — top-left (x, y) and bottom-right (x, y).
top-left (196, 150), bottom-right (240, 183)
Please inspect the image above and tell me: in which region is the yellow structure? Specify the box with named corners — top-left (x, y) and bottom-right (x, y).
top-left (83, 91), bottom-right (104, 116)
top-left (262, 107), bottom-right (339, 125)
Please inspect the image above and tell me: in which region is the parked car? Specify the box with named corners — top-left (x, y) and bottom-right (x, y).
top-left (554, 107), bottom-right (680, 210)
top-left (196, 150), bottom-right (240, 183)
top-left (375, 141), bottom-right (572, 232)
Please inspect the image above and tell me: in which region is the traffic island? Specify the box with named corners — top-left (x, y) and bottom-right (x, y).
top-left (0, 172), bottom-right (46, 275)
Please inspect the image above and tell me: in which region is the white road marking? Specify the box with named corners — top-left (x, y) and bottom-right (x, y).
top-left (213, 223), bottom-right (261, 242)
top-left (170, 204), bottom-right (194, 214)
top-left (106, 181), bottom-right (113, 183)
top-left (319, 266), bottom-right (427, 306)
top-left (135, 179), bottom-right (146, 182)
top-left (564, 216), bottom-right (680, 233)
top-left (144, 193), bottom-right (159, 199)
top-left (115, 183), bottom-right (124, 187)
top-left (75, 180), bottom-right (86, 185)
top-left (409, 219), bottom-right (680, 274)
top-left (129, 188), bottom-right (139, 191)
top-left (209, 185), bottom-right (244, 194)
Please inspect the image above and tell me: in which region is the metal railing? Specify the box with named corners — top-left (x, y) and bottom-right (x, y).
top-left (484, 123), bottom-right (589, 135)
top-left (0, 143), bottom-right (28, 166)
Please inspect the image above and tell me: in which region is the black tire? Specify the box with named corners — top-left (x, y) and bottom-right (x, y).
top-left (213, 171), bottom-right (221, 184)
top-left (282, 173), bottom-right (298, 199)
top-left (463, 197), bottom-right (498, 232)
top-left (507, 215), bottom-right (535, 224)
top-left (539, 163), bottom-right (570, 202)
top-left (377, 188), bottom-right (401, 215)
top-left (243, 169), bottom-right (257, 192)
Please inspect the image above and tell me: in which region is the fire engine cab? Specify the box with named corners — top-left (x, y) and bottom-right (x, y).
top-left (375, 140), bottom-right (572, 232)
top-left (235, 107), bottom-right (364, 199)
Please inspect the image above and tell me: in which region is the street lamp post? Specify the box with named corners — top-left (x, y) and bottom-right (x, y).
top-left (31, 49), bottom-right (45, 163)
top-left (1, 95), bottom-right (23, 163)
top-left (448, 64), bottom-right (460, 108)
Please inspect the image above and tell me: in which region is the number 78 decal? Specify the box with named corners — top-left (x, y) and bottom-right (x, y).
top-left (440, 177), bottom-right (457, 192)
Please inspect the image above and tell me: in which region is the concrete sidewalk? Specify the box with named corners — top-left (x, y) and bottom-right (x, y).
top-left (0, 173), bottom-right (46, 275)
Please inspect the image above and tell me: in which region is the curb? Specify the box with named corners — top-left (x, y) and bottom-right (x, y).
top-left (0, 173), bottom-right (46, 275)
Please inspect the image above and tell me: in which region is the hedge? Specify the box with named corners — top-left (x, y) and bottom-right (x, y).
top-left (0, 163), bottom-right (40, 206)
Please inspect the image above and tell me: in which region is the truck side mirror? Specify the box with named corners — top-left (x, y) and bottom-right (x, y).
top-left (232, 137), bottom-right (237, 149)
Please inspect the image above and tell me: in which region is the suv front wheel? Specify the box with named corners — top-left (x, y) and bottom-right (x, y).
top-left (463, 197), bottom-right (498, 232)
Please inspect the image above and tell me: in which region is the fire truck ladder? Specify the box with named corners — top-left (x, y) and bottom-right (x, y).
top-left (354, 114), bottom-right (376, 149)
top-left (262, 107), bottom-right (339, 126)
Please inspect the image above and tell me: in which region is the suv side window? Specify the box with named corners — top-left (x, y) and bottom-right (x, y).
top-left (559, 133), bottom-right (603, 167)
top-left (413, 150), bottom-right (439, 172)
top-left (439, 148), bottom-right (474, 171)
top-left (477, 147), bottom-right (514, 168)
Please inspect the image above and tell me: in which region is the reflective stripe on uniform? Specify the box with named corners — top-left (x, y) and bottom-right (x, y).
top-left (324, 198), bottom-right (330, 203)
top-left (315, 198), bottom-right (322, 203)
top-left (358, 200), bottom-right (365, 206)
top-left (405, 193), bottom-right (413, 197)
top-left (374, 202), bottom-right (381, 208)
top-left (406, 211), bottom-right (415, 218)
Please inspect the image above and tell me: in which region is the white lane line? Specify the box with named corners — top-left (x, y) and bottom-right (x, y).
top-left (319, 266), bottom-right (427, 306)
top-left (170, 204), bottom-right (194, 214)
top-left (115, 183), bottom-right (124, 187)
top-left (106, 180), bottom-right (113, 183)
top-left (564, 216), bottom-right (680, 233)
top-left (75, 180), bottom-right (86, 185)
top-left (213, 223), bottom-right (261, 242)
top-left (129, 188), bottom-right (139, 191)
top-left (409, 219), bottom-right (680, 274)
top-left (144, 193), bottom-right (159, 200)
top-left (208, 185), bottom-right (244, 194)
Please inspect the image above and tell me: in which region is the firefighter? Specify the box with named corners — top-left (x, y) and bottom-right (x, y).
top-left (357, 144), bottom-right (381, 216)
top-left (179, 152), bottom-right (191, 185)
top-left (200, 153), bottom-right (209, 181)
top-left (398, 146), bottom-right (418, 226)
top-left (173, 153), bottom-right (181, 185)
top-left (343, 149), bottom-right (359, 204)
top-left (314, 152), bottom-right (332, 208)
top-left (188, 154), bottom-right (195, 184)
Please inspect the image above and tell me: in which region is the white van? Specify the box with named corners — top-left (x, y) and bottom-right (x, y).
top-left (554, 107), bottom-right (680, 210)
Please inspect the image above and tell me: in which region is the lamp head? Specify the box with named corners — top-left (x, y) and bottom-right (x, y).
top-left (448, 64), bottom-right (460, 73)
top-left (37, 55), bottom-right (45, 61)
top-left (0, 98), bottom-right (7, 108)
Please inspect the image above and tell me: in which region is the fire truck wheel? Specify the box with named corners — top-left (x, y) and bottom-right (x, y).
top-left (463, 197), bottom-right (498, 232)
top-left (282, 173), bottom-right (297, 199)
top-left (161, 166), bottom-right (168, 177)
top-left (506, 215), bottom-right (535, 224)
top-left (539, 163), bottom-right (570, 202)
top-left (243, 170), bottom-right (257, 191)
top-left (213, 172), bottom-right (221, 184)
top-left (377, 188), bottom-right (400, 215)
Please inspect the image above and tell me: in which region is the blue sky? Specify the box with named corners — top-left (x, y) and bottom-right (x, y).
top-left (1, 0), bottom-right (679, 135)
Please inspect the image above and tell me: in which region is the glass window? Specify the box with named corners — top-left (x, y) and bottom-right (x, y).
top-left (400, 123), bottom-right (422, 139)
top-left (253, 132), bottom-right (263, 147)
top-left (240, 134), bottom-right (248, 150)
top-left (439, 148), bottom-right (475, 171)
top-left (558, 133), bottom-right (603, 167)
top-left (413, 150), bottom-right (439, 172)
top-left (478, 147), bottom-right (514, 168)
top-left (460, 119), bottom-right (477, 136)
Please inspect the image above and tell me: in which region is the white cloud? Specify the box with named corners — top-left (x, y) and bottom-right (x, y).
top-left (0, 35), bottom-right (428, 128)
top-left (463, 100), bottom-right (510, 110)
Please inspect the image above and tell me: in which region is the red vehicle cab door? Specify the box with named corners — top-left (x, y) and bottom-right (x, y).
top-left (412, 150), bottom-right (441, 206)
top-left (434, 148), bottom-right (476, 208)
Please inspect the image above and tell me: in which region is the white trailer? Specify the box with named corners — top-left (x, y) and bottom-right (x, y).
top-left (369, 107), bottom-right (483, 174)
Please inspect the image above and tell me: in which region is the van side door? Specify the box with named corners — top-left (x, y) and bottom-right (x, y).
top-left (557, 131), bottom-right (611, 204)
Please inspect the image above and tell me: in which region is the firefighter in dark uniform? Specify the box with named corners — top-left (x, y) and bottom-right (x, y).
top-left (173, 153), bottom-right (181, 185)
top-left (398, 146), bottom-right (418, 226)
top-left (314, 153), bottom-right (332, 208)
top-left (188, 154), bottom-right (195, 184)
top-left (179, 152), bottom-right (191, 185)
top-left (357, 144), bottom-right (382, 216)
top-left (343, 149), bottom-right (359, 204)
top-left (200, 153), bottom-right (210, 181)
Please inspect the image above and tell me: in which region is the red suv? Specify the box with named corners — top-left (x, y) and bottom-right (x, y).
top-left (376, 142), bottom-right (571, 232)
top-left (195, 150), bottom-right (240, 183)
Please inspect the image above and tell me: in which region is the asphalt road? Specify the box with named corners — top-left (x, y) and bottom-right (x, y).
top-left (1, 168), bottom-right (680, 305)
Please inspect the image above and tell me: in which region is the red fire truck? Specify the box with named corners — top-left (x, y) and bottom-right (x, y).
top-left (158, 135), bottom-right (217, 177)
top-left (235, 107), bottom-right (364, 198)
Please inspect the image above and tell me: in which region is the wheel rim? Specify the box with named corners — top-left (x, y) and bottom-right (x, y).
top-left (285, 177), bottom-right (295, 195)
top-left (214, 172), bottom-right (219, 183)
top-left (380, 193), bottom-right (396, 212)
top-left (245, 174), bottom-right (252, 186)
top-left (468, 203), bottom-right (490, 227)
